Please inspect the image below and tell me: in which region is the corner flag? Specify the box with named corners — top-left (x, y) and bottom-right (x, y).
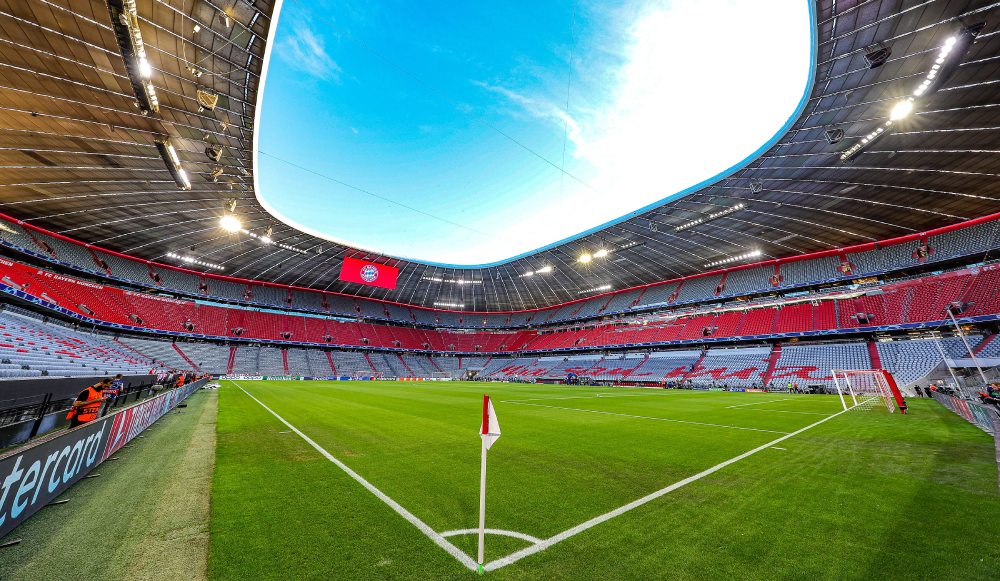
top-left (481, 394), bottom-right (501, 450)
top-left (477, 394), bottom-right (500, 572)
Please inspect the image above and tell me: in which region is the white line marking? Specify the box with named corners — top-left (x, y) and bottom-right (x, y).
top-left (725, 398), bottom-right (795, 408)
top-left (500, 392), bottom-right (674, 403)
top-left (484, 405), bottom-right (853, 571)
top-left (732, 409), bottom-right (829, 416)
top-left (232, 382), bottom-right (478, 571)
top-left (771, 447), bottom-right (786, 450)
top-left (440, 529), bottom-right (543, 544)
top-left (503, 401), bottom-right (790, 434)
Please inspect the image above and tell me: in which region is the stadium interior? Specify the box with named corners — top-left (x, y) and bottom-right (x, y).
top-left (1, 1), bottom-right (999, 580)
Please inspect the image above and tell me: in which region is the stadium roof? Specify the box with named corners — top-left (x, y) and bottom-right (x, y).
top-left (1, 0), bottom-right (999, 311)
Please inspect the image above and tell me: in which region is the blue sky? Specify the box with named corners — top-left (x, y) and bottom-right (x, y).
top-left (257, 0), bottom-right (811, 266)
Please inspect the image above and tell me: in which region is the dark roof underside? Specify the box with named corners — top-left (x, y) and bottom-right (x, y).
top-left (1, 0), bottom-right (999, 310)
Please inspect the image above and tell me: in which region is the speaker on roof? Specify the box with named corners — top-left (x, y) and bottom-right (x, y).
top-left (863, 43), bottom-right (891, 69)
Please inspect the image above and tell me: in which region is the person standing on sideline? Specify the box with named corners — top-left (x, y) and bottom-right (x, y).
top-left (66, 378), bottom-right (110, 428)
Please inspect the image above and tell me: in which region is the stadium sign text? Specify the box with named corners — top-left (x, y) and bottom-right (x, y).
top-left (0, 380), bottom-right (203, 538)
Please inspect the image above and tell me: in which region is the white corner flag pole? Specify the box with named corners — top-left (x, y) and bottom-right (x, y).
top-left (478, 394), bottom-right (501, 574)
top-left (477, 436), bottom-right (488, 571)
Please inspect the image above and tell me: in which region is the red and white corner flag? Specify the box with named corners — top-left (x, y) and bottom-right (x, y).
top-left (477, 394), bottom-right (500, 572)
top-left (481, 394), bottom-right (501, 450)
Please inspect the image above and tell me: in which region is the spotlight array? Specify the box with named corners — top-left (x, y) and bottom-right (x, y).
top-left (107, 0), bottom-right (158, 114)
top-left (675, 203), bottom-right (745, 232)
top-left (166, 252), bottom-right (224, 271)
top-left (576, 284), bottom-right (612, 295)
top-left (840, 27), bottom-right (981, 162)
top-left (704, 249), bottom-right (762, 268)
top-left (421, 277), bottom-right (483, 285)
top-left (433, 302), bottom-right (464, 308)
top-left (520, 265), bottom-right (554, 278)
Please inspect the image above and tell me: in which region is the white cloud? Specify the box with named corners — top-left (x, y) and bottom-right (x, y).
top-left (460, 0), bottom-right (810, 264)
top-left (473, 80), bottom-right (587, 158)
top-left (279, 24), bottom-right (341, 81)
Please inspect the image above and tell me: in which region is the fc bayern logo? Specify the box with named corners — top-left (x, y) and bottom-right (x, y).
top-left (360, 264), bottom-right (379, 283)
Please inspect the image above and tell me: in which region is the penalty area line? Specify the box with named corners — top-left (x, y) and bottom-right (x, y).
top-left (484, 404), bottom-right (855, 572)
top-left (231, 382), bottom-right (479, 572)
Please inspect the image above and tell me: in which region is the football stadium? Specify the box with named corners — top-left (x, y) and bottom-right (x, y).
top-left (1, 0), bottom-right (1000, 579)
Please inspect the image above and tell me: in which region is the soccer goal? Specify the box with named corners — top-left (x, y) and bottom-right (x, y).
top-left (831, 369), bottom-right (897, 412)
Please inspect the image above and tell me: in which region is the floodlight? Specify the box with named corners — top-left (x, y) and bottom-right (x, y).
top-left (220, 214), bottom-right (242, 232)
top-left (106, 0), bottom-right (158, 114)
top-left (594, 249), bottom-right (609, 258)
top-left (889, 99), bottom-right (914, 121)
top-left (154, 137), bottom-right (191, 190)
top-left (578, 253), bottom-right (592, 264)
top-left (536, 265), bottom-right (553, 274)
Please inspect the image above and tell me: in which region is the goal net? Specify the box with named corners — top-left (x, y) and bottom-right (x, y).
top-left (831, 369), bottom-right (895, 412)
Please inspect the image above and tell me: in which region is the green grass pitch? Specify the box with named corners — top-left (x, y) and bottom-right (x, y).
top-left (210, 380), bottom-right (1000, 580)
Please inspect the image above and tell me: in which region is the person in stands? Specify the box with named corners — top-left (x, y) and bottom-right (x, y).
top-left (175, 373), bottom-right (185, 389)
top-left (101, 375), bottom-right (123, 414)
top-left (66, 378), bottom-right (111, 428)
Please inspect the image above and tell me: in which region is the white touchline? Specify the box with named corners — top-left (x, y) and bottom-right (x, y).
top-left (725, 398), bottom-right (795, 409)
top-left (504, 401), bottom-right (791, 434)
top-left (232, 382), bottom-right (479, 572)
top-left (484, 405), bottom-right (855, 571)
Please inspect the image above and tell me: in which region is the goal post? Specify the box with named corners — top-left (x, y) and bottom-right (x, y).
top-left (831, 369), bottom-right (905, 413)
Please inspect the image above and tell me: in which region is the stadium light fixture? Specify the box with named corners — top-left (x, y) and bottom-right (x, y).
top-left (841, 25), bottom-right (982, 163)
top-left (220, 214), bottom-right (242, 233)
top-left (576, 284), bottom-right (612, 295)
top-left (593, 249), bottom-right (609, 258)
top-left (536, 265), bottom-right (553, 274)
top-left (889, 99), bottom-right (914, 121)
top-left (260, 226), bottom-right (274, 245)
top-left (675, 203), bottom-right (745, 232)
top-left (154, 137), bottom-right (191, 190)
top-left (434, 302), bottom-right (464, 308)
top-left (578, 253), bottom-right (592, 264)
top-left (166, 252), bottom-right (224, 271)
top-left (704, 249), bottom-right (762, 268)
top-left (106, 0), bottom-right (159, 114)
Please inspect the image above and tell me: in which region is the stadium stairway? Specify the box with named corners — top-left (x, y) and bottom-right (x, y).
top-left (972, 334), bottom-right (995, 355)
top-left (173, 343), bottom-right (202, 372)
top-left (282, 349), bottom-right (290, 375)
top-left (226, 347), bottom-right (237, 374)
top-left (325, 351), bottom-right (338, 374)
top-left (363, 353), bottom-right (377, 373)
top-left (682, 350), bottom-right (708, 382)
top-left (761, 344), bottom-right (783, 386)
top-left (624, 355), bottom-right (650, 380)
top-left (868, 341), bottom-right (883, 370)
top-left (398, 353), bottom-right (414, 376)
